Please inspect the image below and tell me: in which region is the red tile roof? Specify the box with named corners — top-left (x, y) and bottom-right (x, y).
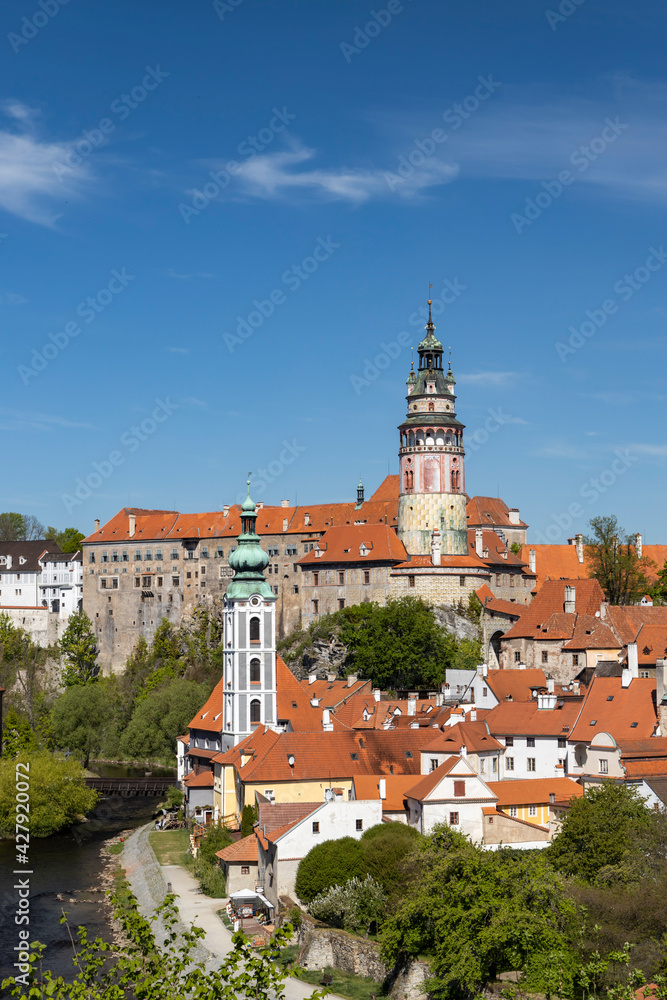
top-left (633, 624), bottom-right (667, 662)
top-left (183, 770), bottom-right (214, 787)
top-left (216, 834), bottom-right (258, 864)
top-left (188, 678), bottom-right (225, 733)
top-left (298, 523), bottom-right (407, 566)
top-left (276, 657), bottom-right (323, 732)
top-left (405, 756), bottom-right (469, 801)
top-left (421, 721), bottom-right (504, 754)
top-left (486, 777), bottom-right (583, 806)
top-left (568, 676), bottom-right (657, 743)
top-left (368, 475), bottom-right (399, 503)
top-left (502, 579), bottom-right (606, 640)
top-left (467, 497), bottom-right (528, 530)
top-left (619, 738), bottom-right (667, 759)
top-left (257, 800), bottom-right (322, 833)
top-left (485, 668), bottom-right (548, 702)
top-left (485, 698), bottom-right (581, 737)
top-left (352, 774), bottom-right (417, 811)
top-left (623, 759), bottom-right (667, 778)
top-left (518, 544), bottom-right (667, 590)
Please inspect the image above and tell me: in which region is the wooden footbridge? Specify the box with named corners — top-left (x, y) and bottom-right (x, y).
top-left (85, 776), bottom-right (179, 797)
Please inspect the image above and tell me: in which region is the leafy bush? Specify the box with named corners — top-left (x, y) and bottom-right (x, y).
top-left (287, 905), bottom-right (302, 929)
top-left (295, 836), bottom-right (365, 903)
top-left (193, 856), bottom-right (227, 897)
top-left (361, 822), bottom-right (421, 895)
top-left (197, 822), bottom-right (234, 866)
top-left (119, 678), bottom-right (210, 762)
top-left (241, 803), bottom-right (257, 837)
top-left (309, 874), bottom-right (386, 935)
top-left (0, 751), bottom-right (98, 838)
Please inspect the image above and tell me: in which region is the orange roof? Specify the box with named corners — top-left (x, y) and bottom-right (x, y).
top-left (518, 544), bottom-right (667, 590)
top-left (604, 605), bottom-right (667, 645)
top-left (183, 770), bottom-right (214, 787)
top-left (503, 579), bottom-right (606, 639)
top-left (568, 676), bottom-right (657, 743)
top-left (301, 676), bottom-right (372, 708)
top-left (421, 721), bottom-right (504, 754)
top-left (623, 759), bottom-right (667, 778)
top-left (476, 585), bottom-right (527, 618)
top-left (563, 614), bottom-right (621, 650)
top-left (634, 624), bottom-right (667, 663)
top-left (275, 656), bottom-right (323, 732)
top-left (393, 529), bottom-right (533, 574)
top-left (405, 756), bottom-right (475, 801)
top-left (368, 475), bottom-right (399, 503)
top-left (257, 800), bottom-right (322, 832)
top-left (467, 496), bottom-right (528, 530)
top-left (188, 677), bottom-right (225, 734)
top-left (216, 834), bottom-right (258, 864)
top-left (619, 738), bottom-right (667, 759)
top-left (485, 698), bottom-right (581, 737)
top-left (299, 523), bottom-right (406, 566)
top-left (353, 774), bottom-right (421, 811)
top-left (485, 777), bottom-right (583, 807)
top-left (485, 668), bottom-right (548, 702)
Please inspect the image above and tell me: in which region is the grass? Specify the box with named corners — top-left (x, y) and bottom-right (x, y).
top-left (217, 909), bottom-right (234, 932)
top-left (106, 842), bottom-right (124, 855)
top-left (149, 828), bottom-right (191, 866)
top-left (293, 965), bottom-right (387, 999)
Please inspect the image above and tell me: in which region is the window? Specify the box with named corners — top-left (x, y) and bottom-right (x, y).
top-left (250, 658), bottom-right (261, 684)
top-left (286, 546), bottom-right (297, 556)
top-left (558, 737), bottom-right (566, 748)
top-left (430, 758), bottom-right (438, 772)
top-left (529, 805), bottom-right (537, 817)
top-left (157, 577), bottom-right (163, 587)
top-left (249, 617), bottom-right (260, 642)
top-left (250, 699), bottom-right (261, 724)
top-left (264, 789), bottom-right (275, 803)
top-left (134, 551), bottom-right (142, 561)
top-left (312, 822), bottom-right (320, 834)
top-left (363, 570), bottom-right (370, 585)
top-left (509, 806), bottom-right (518, 818)
top-left (241, 866), bottom-right (250, 875)
top-left (312, 600), bottom-right (319, 614)
top-left (142, 576), bottom-right (151, 587)
top-left (408, 575), bottom-right (415, 588)
top-left (186, 571), bottom-right (192, 579)
top-left (172, 576), bottom-right (179, 586)
top-left (505, 736), bottom-right (514, 747)
top-left (293, 585), bottom-right (299, 594)
top-left (145, 550), bottom-right (152, 561)
top-left (170, 549), bottom-right (179, 560)
top-left (338, 599), bottom-right (345, 610)
top-left (112, 551), bottom-right (118, 562)
top-left (122, 550), bottom-right (128, 562)
top-left (492, 757), bottom-right (497, 773)
top-left (102, 551), bottom-right (109, 563)
top-left (449, 812), bottom-right (459, 826)
top-left (312, 571), bottom-right (319, 586)
top-left (273, 586), bottom-right (278, 595)
top-left (338, 571), bottom-right (345, 585)
top-left (527, 758), bottom-right (536, 772)
top-left (134, 577), bottom-right (140, 588)
top-left (527, 737), bottom-right (535, 747)
top-left (101, 578), bottom-right (107, 589)
top-left (640, 670), bottom-right (650, 679)
top-left (356, 819), bottom-right (363, 831)
top-left (459, 575), bottom-right (465, 587)
top-left (599, 759), bottom-right (609, 774)
top-left (454, 780), bottom-right (465, 797)
top-left (541, 650), bottom-right (548, 663)
top-left (216, 547), bottom-right (224, 558)
top-left (496, 574), bottom-right (501, 586)
top-left (112, 578), bottom-right (118, 590)
top-left (89, 552), bottom-right (95, 563)
top-left (506, 756), bottom-right (514, 771)
top-left (200, 565), bottom-right (205, 575)
top-left (572, 653), bottom-right (579, 666)
top-left (482, 686), bottom-right (488, 697)
top-left (201, 547), bottom-right (208, 558)
top-left (480, 759), bottom-right (486, 773)
top-left (155, 549), bottom-right (163, 561)
top-left (514, 651), bottom-right (521, 662)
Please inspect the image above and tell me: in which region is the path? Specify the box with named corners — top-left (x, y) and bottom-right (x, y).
top-left (123, 823), bottom-right (344, 999)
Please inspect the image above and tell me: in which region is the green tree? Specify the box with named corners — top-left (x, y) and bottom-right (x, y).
top-left (241, 803), bottom-right (257, 837)
top-left (549, 781), bottom-right (652, 884)
top-left (119, 678), bottom-right (209, 762)
top-left (0, 751), bottom-right (98, 837)
top-left (0, 512), bottom-right (26, 540)
top-left (60, 610), bottom-right (99, 686)
top-left (309, 874), bottom-right (387, 935)
top-left (295, 836), bottom-right (365, 903)
top-left (585, 515), bottom-right (654, 605)
top-left (649, 560), bottom-right (667, 605)
top-left (0, 615), bottom-right (55, 730)
top-left (361, 822), bottom-right (421, 895)
top-left (382, 826), bottom-right (577, 1000)
top-left (46, 526), bottom-right (85, 552)
top-left (50, 683), bottom-right (115, 768)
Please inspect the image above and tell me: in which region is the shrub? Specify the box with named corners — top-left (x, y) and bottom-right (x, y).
top-left (309, 875), bottom-right (386, 935)
top-left (361, 822), bottom-right (421, 894)
top-left (295, 836), bottom-right (365, 903)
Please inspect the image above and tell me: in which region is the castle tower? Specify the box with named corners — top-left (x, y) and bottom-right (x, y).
top-left (397, 301), bottom-right (468, 556)
top-left (222, 480), bottom-right (277, 749)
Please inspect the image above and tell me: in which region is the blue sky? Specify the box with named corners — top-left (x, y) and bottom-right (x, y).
top-left (1, 0), bottom-right (666, 543)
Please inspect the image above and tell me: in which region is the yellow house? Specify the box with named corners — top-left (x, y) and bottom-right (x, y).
top-left (485, 776), bottom-right (583, 829)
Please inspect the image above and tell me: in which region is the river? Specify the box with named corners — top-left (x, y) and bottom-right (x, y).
top-left (0, 762), bottom-right (175, 983)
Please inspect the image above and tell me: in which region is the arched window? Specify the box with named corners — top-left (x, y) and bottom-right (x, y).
top-left (428, 401), bottom-right (434, 411)
top-left (250, 658), bottom-right (261, 684)
top-left (408, 430), bottom-right (415, 447)
top-left (445, 431), bottom-right (453, 445)
top-left (250, 699), bottom-right (261, 724)
top-left (249, 616), bottom-right (260, 642)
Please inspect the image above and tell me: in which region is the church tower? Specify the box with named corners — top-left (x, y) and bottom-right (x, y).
top-left (221, 481), bottom-right (277, 749)
top-left (397, 301), bottom-right (468, 557)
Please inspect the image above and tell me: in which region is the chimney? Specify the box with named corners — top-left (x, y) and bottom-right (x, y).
top-left (257, 502), bottom-right (264, 510)
top-left (572, 680), bottom-right (580, 696)
top-left (407, 696), bottom-right (417, 716)
top-left (627, 642), bottom-right (639, 679)
top-left (469, 709), bottom-right (477, 721)
top-left (431, 529), bottom-right (441, 567)
top-left (475, 529), bottom-right (484, 558)
top-left (378, 777), bottom-right (386, 800)
top-left (549, 792), bottom-right (556, 805)
top-left (322, 709), bottom-right (333, 732)
top-left (308, 673), bottom-right (316, 685)
top-left (327, 672), bottom-right (336, 682)
top-left (223, 504), bottom-right (229, 517)
top-left (282, 518), bottom-right (288, 532)
top-left (575, 533), bottom-right (584, 564)
top-left (564, 586), bottom-right (576, 614)
top-left (128, 513), bottom-right (136, 538)
top-left (347, 673), bottom-right (358, 688)
top-left (537, 692), bottom-right (557, 710)
top-left (508, 508), bottom-right (520, 525)
top-left (621, 667), bottom-right (633, 689)
top-left (310, 696), bottom-right (321, 707)
top-left (600, 601), bottom-right (608, 620)
top-left (635, 533), bottom-right (643, 560)
top-left (656, 658), bottom-right (667, 732)
top-left (373, 688), bottom-right (381, 702)
top-left (460, 744), bottom-right (467, 757)
top-left (479, 662), bottom-right (488, 678)
top-left (281, 499), bottom-right (289, 508)
top-left (94, 518), bottom-right (100, 531)
top-left (528, 548), bottom-right (536, 574)
top-left (547, 677), bottom-right (555, 694)
top-left (304, 513), bottom-right (310, 526)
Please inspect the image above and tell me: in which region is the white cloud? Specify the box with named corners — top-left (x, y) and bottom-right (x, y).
top-left (207, 144), bottom-right (458, 204)
top-left (0, 100), bottom-right (95, 226)
top-left (165, 346), bottom-right (190, 354)
top-left (0, 408), bottom-right (96, 432)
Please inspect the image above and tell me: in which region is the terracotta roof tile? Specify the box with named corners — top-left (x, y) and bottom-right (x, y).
top-left (405, 756), bottom-right (470, 801)
top-left (368, 475), bottom-right (399, 503)
top-left (467, 497), bottom-right (528, 530)
top-left (503, 579), bottom-right (606, 639)
top-left (485, 698), bottom-right (581, 737)
top-left (183, 770), bottom-right (214, 787)
top-left (568, 675), bottom-right (657, 743)
top-left (421, 721), bottom-right (504, 754)
top-left (486, 777), bottom-right (583, 806)
top-left (485, 668), bottom-right (548, 702)
top-left (216, 834), bottom-right (258, 864)
top-left (299, 523), bottom-right (406, 566)
top-left (633, 624), bottom-right (667, 663)
top-left (352, 774), bottom-right (417, 811)
top-left (188, 677), bottom-right (225, 733)
top-left (518, 544), bottom-right (667, 590)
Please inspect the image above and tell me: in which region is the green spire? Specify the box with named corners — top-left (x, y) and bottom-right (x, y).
top-left (226, 476), bottom-right (275, 601)
top-left (417, 299), bottom-right (444, 358)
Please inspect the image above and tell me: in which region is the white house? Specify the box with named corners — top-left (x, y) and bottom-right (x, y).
top-left (485, 692), bottom-right (583, 779)
top-left (0, 540), bottom-right (56, 608)
top-left (405, 755), bottom-right (497, 842)
top-left (38, 551), bottom-right (83, 618)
